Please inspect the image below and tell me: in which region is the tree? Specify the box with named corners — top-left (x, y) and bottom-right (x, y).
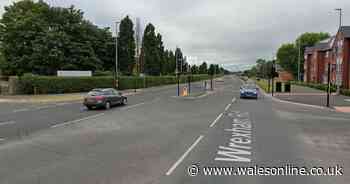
top-left (208, 64), bottom-right (215, 76)
top-left (118, 15), bottom-right (136, 75)
top-left (0, 1), bottom-right (115, 75)
top-left (191, 65), bottom-right (199, 74)
top-left (156, 33), bottom-right (165, 75)
top-left (174, 47), bottom-right (184, 73)
top-left (142, 23), bottom-right (160, 75)
top-left (276, 43), bottom-right (298, 76)
top-left (199, 62), bottom-right (208, 74)
top-left (274, 32), bottom-right (330, 77)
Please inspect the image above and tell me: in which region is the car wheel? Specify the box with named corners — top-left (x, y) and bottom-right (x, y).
top-left (86, 106), bottom-right (93, 110)
top-left (122, 98), bottom-right (127, 105)
top-left (105, 102), bottom-right (111, 110)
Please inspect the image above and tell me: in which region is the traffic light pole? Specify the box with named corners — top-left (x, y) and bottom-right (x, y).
top-left (327, 63), bottom-right (331, 107)
top-left (271, 60), bottom-right (276, 96)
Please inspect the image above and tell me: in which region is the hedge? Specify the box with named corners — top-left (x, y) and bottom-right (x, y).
top-left (340, 89), bottom-right (350, 96)
top-left (290, 81), bottom-right (337, 93)
top-left (17, 74), bottom-right (214, 94)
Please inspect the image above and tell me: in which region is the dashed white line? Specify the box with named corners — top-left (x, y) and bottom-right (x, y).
top-left (121, 102), bottom-right (146, 110)
top-left (166, 135), bottom-right (204, 176)
top-left (225, 104), bottom-right (232, 111)
top-left (0, 121), bottom-right (16, 126)
top-left (13, 108), bottom-right (29, 113)
top-left (232, 97), bottom-right (236, 103)
top-left (210, 113), bottom-right (224, 128)
top-left (35, 105), bottom-right (54, 110)
top-left (51, 113), bottom-right (105, 128)
top-left (0, 138), bottom-right (5, 142)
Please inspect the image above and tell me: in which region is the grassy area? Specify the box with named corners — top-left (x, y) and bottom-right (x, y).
top-left (254, 79), bottom-right (269, 92)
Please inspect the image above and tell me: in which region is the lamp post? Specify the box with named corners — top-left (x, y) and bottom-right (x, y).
top-left (297, 39), bottom-right (301, 81)
top-left (335, 8), bottom-right (342, 94)
top-left (115, 21), bottom-right (120, 89)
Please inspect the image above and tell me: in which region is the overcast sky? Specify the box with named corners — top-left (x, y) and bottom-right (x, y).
top-left (1, 0), bottom-right (350, 70)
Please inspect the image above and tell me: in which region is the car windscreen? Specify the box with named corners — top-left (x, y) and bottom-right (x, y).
top-left (242, 85), bottom-right (256, 90)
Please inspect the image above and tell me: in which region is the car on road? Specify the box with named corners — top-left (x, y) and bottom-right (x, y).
top-left (83, 88), bottom-right (127, 110)
top-left (240, 84), bottom-right (259, 99)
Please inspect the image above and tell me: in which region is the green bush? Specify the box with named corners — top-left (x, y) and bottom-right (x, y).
top-left (341, 89), bottom-right (350, 96)
top-left (17, 74), bottom-right (213, 94)
top-left (93, 71), bottom-right (113, 76)
top-left (290, 81), bottom-right (336, 92)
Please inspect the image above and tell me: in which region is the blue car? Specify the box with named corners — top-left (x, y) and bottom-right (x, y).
top-left (240, 85), bottom-right (259, 99)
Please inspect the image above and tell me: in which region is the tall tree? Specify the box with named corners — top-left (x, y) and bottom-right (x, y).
top-left (141, 23), bottom-right (160, 75)
top-left (156, 33), bottom-right (165, 75)
top-left (276, 43), bottom-right (298, 76)
top-left (118, 15), bottom-right (136, 75)
top-left (174, 47), bottom-right (183, 73)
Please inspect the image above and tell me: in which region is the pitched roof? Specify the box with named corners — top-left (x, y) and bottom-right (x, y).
top-left (304, 46), bottom-right (314, 54)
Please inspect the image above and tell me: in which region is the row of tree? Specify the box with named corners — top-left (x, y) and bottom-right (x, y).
top-left (245, 32), bottom-right (330, 78)
top-left (0, 0), bottom-right (225, 76)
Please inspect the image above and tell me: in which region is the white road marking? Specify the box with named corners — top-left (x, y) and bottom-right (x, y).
top-left (51, 113), bottom-right (105, 128)
top-left (56, 102), bottom-right (73, 106)
top-left (0, 138), bottom-right (5, 142)
top-left (232, 97), bottom-right (236, 103)
top-left (0, 121), bottom-right (16, 126)
top-left (215, 112), bottom-right (252, 163)
top-left (210, 113), bottom-right (224, 128)
top-left (225, 104), bottom-right (231, 111)
top-left (166, 135), bottom-right (204, 176)
top-left (35, 105), bottom-right (54, 110)
top-left (121, 102), bottom-right (146, 110)
top-left (13, 108), bottom-right (29, 113)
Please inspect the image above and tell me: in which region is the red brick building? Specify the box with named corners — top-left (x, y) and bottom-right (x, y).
top-left (304, 26), bottom-right (350, 89)
top-left (304, 40), bottom-right (332, 84)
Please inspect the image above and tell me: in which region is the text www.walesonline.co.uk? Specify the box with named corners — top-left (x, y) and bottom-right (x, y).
top-left (187, 164), bottom-right (343, 177)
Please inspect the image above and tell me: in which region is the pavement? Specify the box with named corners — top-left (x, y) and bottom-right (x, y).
top-left (0, 76), bottom-right (349, 184)
top-left (274, 84), bottom-right (350, 112)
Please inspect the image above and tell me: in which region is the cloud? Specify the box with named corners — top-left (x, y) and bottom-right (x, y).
top-left (1, 0), bottom-right (350, 71)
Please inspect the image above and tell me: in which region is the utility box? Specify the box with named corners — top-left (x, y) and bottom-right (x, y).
top-left (284, 83), bottom-right (291, 93)
top-left (276, 82), bottom-right (282, 92)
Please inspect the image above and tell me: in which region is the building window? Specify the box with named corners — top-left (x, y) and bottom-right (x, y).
top-left (325, 51), bottom-right (329, 58)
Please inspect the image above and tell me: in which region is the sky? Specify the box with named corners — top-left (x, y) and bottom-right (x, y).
top-left (1, 0), bottom-right (350, 71)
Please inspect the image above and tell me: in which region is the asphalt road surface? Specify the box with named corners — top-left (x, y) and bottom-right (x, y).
top-left (0, 75), bottom-right (349, 184)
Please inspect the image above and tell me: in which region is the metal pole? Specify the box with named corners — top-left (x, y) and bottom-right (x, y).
top-left (115, 21), bottom-right (120, 89)
top-left (298, 39), bottom-right (301, 81)
top-left (327, 63), bottom-right (331, 107)
top-left (272, 59), bottom-right (275, 96)
top-left (335, 8), bottom-right (342, 94)
top-left (176, 48), bottom-right (180, 96)
top-left (188, 75), bottom-right (191, 94)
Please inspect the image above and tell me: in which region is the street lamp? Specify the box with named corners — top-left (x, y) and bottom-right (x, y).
top-left (335, 8), bottom-right (342, 94)
top-left (115, 21), bottom-right (120, 89)
top-left (297, 39), bottom-right (301, 81)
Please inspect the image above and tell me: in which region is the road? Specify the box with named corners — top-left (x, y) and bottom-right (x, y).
top-left (0, 75), bottom-right (349, 184)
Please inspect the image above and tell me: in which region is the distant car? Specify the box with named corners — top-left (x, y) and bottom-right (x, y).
top-left (83, 88), bottom-right (127, 110)
top-left (240, 84), bottom-right (259, 99)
